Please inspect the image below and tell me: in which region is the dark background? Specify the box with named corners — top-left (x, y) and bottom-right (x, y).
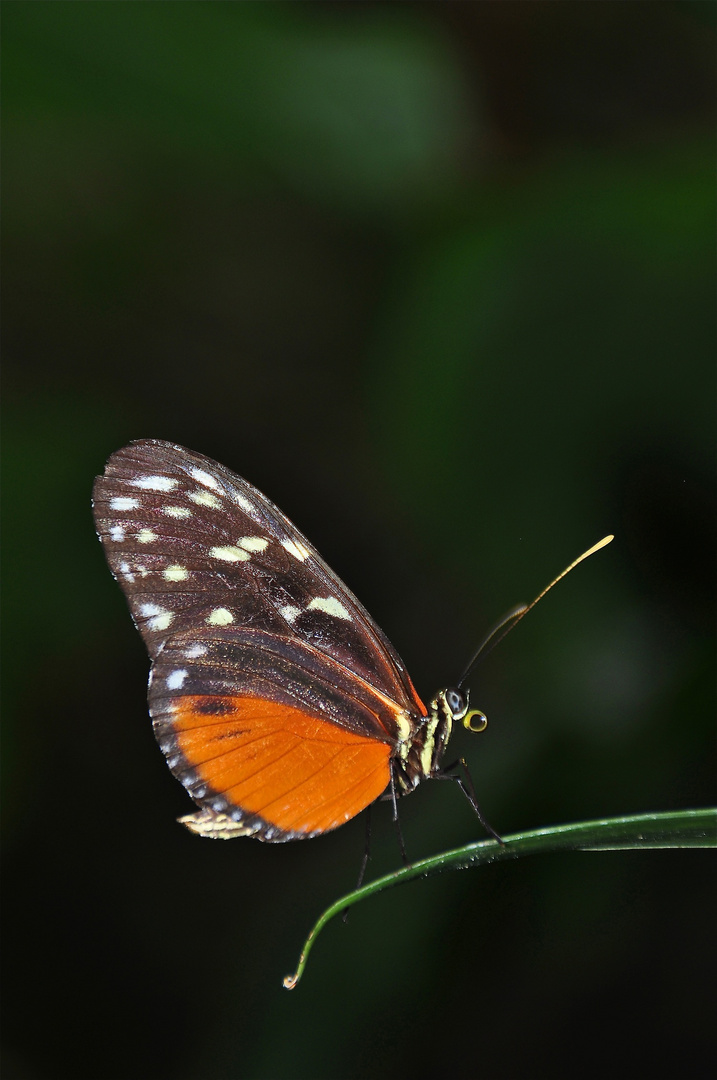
top-left (2, 3), bottom-right (715, 1078)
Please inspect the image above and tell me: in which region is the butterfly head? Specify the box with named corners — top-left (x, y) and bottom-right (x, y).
top-left (398, 687), bottom-right (488, 789)
top-left (436, 686), bottom-right (488, 735)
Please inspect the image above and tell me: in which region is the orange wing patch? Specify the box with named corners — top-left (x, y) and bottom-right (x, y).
top-left (173, 695), bottom-right (392, 836)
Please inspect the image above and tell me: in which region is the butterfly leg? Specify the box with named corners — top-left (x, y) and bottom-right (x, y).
top-left (389, 765), bottom-right (410, 866)
top-left (342, 806), bottom-right (374, 923)
top-left (437, 757), bottom-right (504, 845)
top-left (355, 803), bottom-right (373, 891)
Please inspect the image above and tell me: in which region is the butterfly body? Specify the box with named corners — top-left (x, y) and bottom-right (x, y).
top-left (93, 441), bottom-right (468, 842)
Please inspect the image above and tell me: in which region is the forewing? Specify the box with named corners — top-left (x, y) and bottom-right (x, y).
top-left (92, 440), bottom-right (425, 713)
top-left (149, 628), bottom-right (398, 841)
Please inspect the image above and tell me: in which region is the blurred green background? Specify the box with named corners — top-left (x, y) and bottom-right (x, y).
top-left (2, 3), bottom-right (715, 1078)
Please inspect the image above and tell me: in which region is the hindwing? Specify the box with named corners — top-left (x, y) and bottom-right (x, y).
top-left (149, 628), bottom-right (414, 840)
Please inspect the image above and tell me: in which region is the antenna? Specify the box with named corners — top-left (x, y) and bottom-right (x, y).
top-left (457, 535), bottom-right (614, 689)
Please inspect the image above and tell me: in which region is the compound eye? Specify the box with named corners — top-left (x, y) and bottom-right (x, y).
top-left (444, 687), bottom-right (467, 717)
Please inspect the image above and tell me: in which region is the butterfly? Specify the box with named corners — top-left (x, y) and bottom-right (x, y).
top-left (92, 440), bottom-right (495, 843)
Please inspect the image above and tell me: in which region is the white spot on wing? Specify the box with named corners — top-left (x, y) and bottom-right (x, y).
top-left (163, 505), bottom-right (191, 519)
top-left (307, 596), bottom-right (351, 620)
top-left (209, 545), bottom-right (251, 563)
top-left (110, 496), bottom-right (139, 511)
top-left (166, 669), bottom-right (188, 690)
top-left (119, 560), bottom-right (135, 583)
top-left (139, 603), bottom-right (162, 616)
top-left (139, 602), bottom-right (174, 632)
top-left (189, 490), bottom-right (222, 510)
top-left (281, 538), bottom-right (310, 562)
top-left (238, 536), bottom-right (269, 553)
top-left (190, 467), bottom-right (222, 493)
top-left (130, 475), bottom-right (178, 492)
top-left (163, 564), bottom-right (188, 582)
top-left (184, 643), bottom-right (207, 658)
top-left (230, 489), bottom-right (255, 513)
top-left (136, 529), bottom-right (157, 544)
top-left (206, 607), bottom-right (234, 626)
top-left (279, 604), bottom-right (301, 624)
top-left (149, 612), bottom-right (174, 631)
top-left (110, 525), bottom-right (125, 542)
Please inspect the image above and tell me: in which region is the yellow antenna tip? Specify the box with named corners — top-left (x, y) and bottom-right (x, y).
top-left (588, 534), bottom-right (614, 555)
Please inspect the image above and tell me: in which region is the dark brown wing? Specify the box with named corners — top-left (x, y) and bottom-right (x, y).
top-left (92, 439), bottom-right (426, 715)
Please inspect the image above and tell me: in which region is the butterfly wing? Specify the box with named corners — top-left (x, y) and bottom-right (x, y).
top-left (92, 440), bottom-right (424, 709)
top-left (149, 628), bottom-right (398, 841)
top-left (93, 440), bottom-right (428, 838)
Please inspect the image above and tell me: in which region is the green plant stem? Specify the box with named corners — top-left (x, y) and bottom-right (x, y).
top-left (283, 808), bottom-right (716, 989)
